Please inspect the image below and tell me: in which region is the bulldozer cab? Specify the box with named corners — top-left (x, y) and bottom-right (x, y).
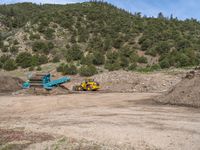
top-left (85, 78), bottom-right (94, 83)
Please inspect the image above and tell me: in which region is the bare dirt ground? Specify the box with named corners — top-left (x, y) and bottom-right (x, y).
top-left (0, 93), bottom-right (200, 150)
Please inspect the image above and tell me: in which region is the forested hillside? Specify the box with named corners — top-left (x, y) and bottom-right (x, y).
top-left (0, 1), bottom-right (200, 75)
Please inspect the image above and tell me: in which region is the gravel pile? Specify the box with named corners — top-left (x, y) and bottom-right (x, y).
top-left (92, 71), bottom-right (181, 93)
top-left (157, 70), bottom-right (200, 107)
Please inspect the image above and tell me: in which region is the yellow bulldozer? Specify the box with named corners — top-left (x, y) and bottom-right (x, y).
top-left (73, 79), bottom-right (100, 91)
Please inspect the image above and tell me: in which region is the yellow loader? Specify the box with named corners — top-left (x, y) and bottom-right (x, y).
top-left (73, 79), bottom-right (100, 91)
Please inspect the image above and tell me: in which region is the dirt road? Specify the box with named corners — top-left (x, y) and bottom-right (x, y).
top-left (0, 93), bottom-right (200, 150)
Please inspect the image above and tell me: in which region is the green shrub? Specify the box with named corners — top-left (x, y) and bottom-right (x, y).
top-left (92, 52), bottom-right (105, 65)
top-left (63, 64), bottom-right (78, 75)
top-left (79, 65), bottom-right (97, 76)
top-left (159, 58), bottom-right (170, 68)
top-left (31, 55), bottom-right (48, 66)
top-left (1, 47), bottom-right (9, 52)
top-left (80, 54), bottom-right (93, 65)
top-left (44, 28), bottom-right (55, 39)
top-left (3, 59), bottom-right (17, 71)
top-left (105, 62), bottom-right (121, 71)
top-left (16, 52), bottom-right (48, 68)
top-left (57, 63), bottom-right (65, 72)
top-left (66, 44), bottom-right (70, 49)
top-left (150, 64), bottom-right (161, 70)
top-left (136, 65), bottom-right (156, 72)
top-left (175, 53), bottom-right (190, 67)
top-left (113, 38), bottom-right (123, 49)
top-left (128, 63), bottom-right (137, 71)
top-left (38, 24), bottom-right (46, 33)
top-left (105, 51), bottom-right (121, 71)
top-left (120, 56), bottom-right (129, 68)
top-left (176, 39), bottom-right (191, 50)
top-left (16, 52), bottom-right (33, 68)
top-left (130, 53), bottom-right (139, 63)
top-left (0, 55), bottom-right (10, 64)
top-left (13, 39), bottom-right (19, 45)
top-left (78, 33), bottom-right (88, 43)
top-left (136, 67), bottom-right (152, 72)
top-left (103, 38), bottom-right (112, 51)
top-left (66, 44), bottom-right (83, 61)
top-left (145, 48), bottom-right (157, 57)
top-left (70, 35), bottom-right (76, 43)
top-left (9, 46), bottom-right (18, 54)
top-left (0, 41), bottom-right (3, 48)
top-left (29, 33), bottom-right (40, 40)
top-left (155, 41), bottom-right (171, 54)
top-left (138, 56), bottom-right (148, 64)
top-left (52, 24), bottom-right (58, 28)
top-left (31, 55), bottom-right (40, 66)
top-left (48, 42), bottom-right (54, 49)
top-left (119, 46), bottom-right (133, 58)
top-left (38, 55), bottom-right (48, 65)
top-left (106, 51), bottom-right (119, 64)
top-left (136, 64), bottom-right (160, 72)
top-left (0, 62), bottom-right (3, 69)
top-left (140, 39), bottom-right (152, 51)
top-left (29, 66), bottom-right (34, 71)
top-left (32, 41), bottom-right (49, 54)
top-left (36, 66), bottom-right (42, 71)
top-left (52, 55), bottom-right (60, 63)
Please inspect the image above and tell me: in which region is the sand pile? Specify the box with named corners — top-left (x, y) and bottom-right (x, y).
top-left (0, 76), bottom-right (24, 93)
top-left (157, 70), bottom-right (200, 107)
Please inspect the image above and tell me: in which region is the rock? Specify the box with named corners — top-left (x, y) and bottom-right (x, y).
top-left (3, 41), bottom-right (9, 47)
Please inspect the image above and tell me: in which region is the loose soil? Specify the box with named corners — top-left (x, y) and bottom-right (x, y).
top-left (0, 93), bottom-right (200, 150)
top-left (157, 70), bottom-right (200, 107)
top-left (0, 76), bottom-right (23, 94)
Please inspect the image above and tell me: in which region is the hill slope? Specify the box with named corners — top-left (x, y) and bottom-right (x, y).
top-left (0, 2), bottom-right (200, 75)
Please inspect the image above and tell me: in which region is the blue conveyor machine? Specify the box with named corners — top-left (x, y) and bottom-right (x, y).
top-left (23, 73), bottom-right (70, 90)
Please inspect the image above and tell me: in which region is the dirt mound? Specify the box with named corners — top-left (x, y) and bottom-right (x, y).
top-left (92, 71), bottom-right (181, 93)
top-left (14, 86), bottom-right (70, 96)
top-left (157, 70), bottom-right (200, 107)
top-left (0, 76), bottom-right (24, 93)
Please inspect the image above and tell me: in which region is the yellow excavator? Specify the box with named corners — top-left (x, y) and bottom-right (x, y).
top-left (73, 79), bottom-right (100, 91)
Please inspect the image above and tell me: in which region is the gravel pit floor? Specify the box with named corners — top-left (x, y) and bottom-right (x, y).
top-left (0, 93), bottom-right (200, 150)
